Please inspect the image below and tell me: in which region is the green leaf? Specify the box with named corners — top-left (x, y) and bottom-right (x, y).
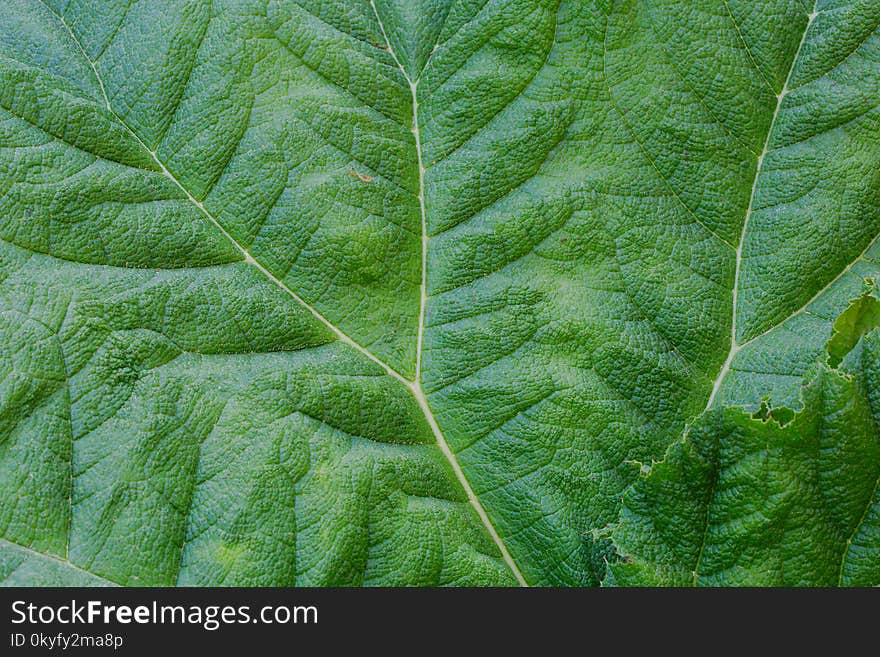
top-left (0, 540), bottom-right (113, 586)
top-left (1, 0), bottom-right (879, 586)
top-left (607, 322), bottom-right (880, 586)
top-left (827, 280), bottom-right (880, 367)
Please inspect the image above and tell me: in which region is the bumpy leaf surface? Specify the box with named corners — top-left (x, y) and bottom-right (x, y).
top-left (608, 316), bottom-right (880, 586)
top-left (1, 0), bottom-right (878, 586)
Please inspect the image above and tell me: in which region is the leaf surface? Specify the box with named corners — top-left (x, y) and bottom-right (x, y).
top-left (1, 0), bottom-right (879, 586)
top-left (608, 317), bottom-right (880, 586)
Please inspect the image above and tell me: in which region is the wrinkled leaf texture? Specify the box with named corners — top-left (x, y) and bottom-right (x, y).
top-left (0, 0), bottom-right (878, 586)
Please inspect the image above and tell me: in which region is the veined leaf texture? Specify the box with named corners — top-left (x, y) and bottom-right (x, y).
top-left (0, 0), bottom-right (878, 586)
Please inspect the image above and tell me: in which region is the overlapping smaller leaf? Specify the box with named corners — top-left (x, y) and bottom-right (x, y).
top-left (607, 292), bottom-right (880, 586)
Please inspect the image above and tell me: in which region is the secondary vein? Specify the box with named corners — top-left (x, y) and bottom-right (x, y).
top-left (705, 3), bottom-right (819, 410)
top-left (45, 0), bottom-right (528, 587)
top-left (0, 538), bottom-right (119, 586)
top-left (369, 0), bottom-right (529, 587)
top-left (39, 0), bottom-right (411, 385)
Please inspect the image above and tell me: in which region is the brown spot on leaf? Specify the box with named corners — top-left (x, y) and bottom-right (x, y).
top-left (349, 168), bottom-right (373, 184)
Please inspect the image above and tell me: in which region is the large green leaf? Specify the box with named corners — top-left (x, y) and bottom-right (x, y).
top-left (0, 0), bottom-right (878, 586)
top-left (607, 307), bottom-right (880, 586)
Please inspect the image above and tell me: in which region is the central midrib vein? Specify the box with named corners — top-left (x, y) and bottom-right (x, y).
top-left (705, 4), bottom-right (819, 410)
top-left (368, 1), bottom-right (528, 587)
top-left (45, 0), bottom-right (528, 587)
